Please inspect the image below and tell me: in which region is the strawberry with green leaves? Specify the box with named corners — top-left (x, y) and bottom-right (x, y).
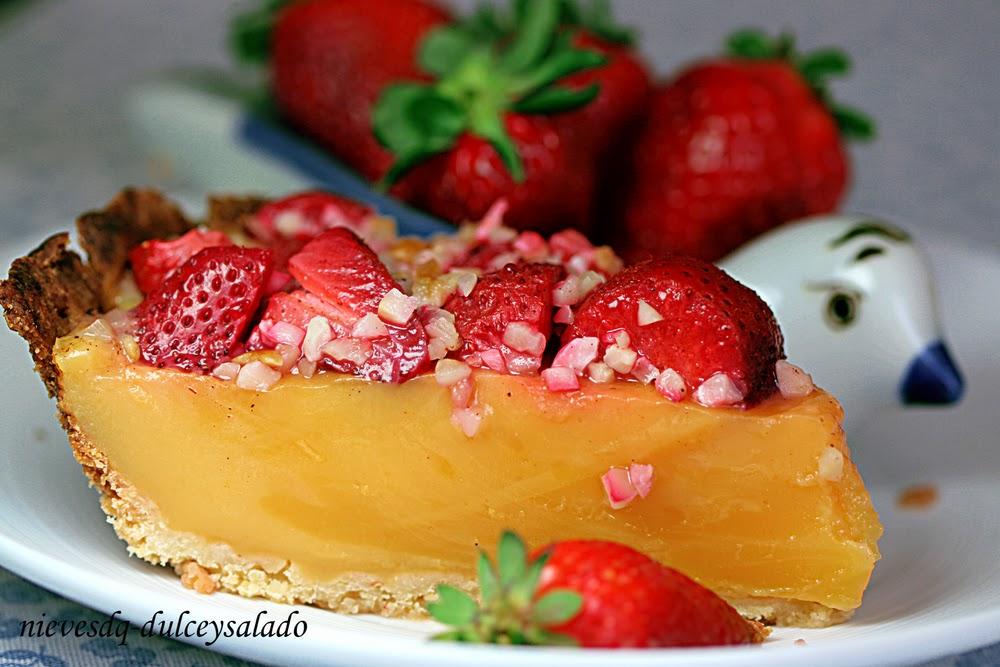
top-left (428, 531), bottom-right (764, 648)
top-left (615, 29), bottom-right (875, 261)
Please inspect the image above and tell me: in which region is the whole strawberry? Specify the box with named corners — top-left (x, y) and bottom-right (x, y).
top-left (427, 531), bottom-right (763, 648)
top-left (615, 30), bottom-right (875, 261)
top-left (269, 0), bottom-right (451, 198)
top-left (565, 256), bottom-right (783, 405)
top-left (136, 246), bottom-right (274, 371)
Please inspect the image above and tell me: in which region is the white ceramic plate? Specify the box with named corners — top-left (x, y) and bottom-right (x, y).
top-left (1, 232), bottom-right (998, 667)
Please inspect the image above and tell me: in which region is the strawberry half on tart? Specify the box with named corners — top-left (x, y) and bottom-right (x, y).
top-left (1, 189), bottom-right (881, 628)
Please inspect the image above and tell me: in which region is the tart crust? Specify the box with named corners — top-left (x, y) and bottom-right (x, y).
top-left (2, 189), bottom-right (856, 628)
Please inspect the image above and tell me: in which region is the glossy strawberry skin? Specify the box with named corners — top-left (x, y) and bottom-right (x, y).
top-left (416, 114), bottom-right (596, 234)
top-left (128, 229), bottom-right (233, 295)
top-left (136, 246), bottom-right (273, 372)
top-left (271, 0), bottom-right (449, 196)
top-left (618, 60), bottom-right (846, 261)
top-left (444, 262), bottom-right (564, 371)
top-left (566, 257), bottom-right (783, 403)
top-left (285, 227), bottom-right (430, 382)
top-left (534, 540), bottom-right (760, 648)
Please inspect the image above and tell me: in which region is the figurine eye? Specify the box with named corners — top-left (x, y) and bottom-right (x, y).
top-left (826, 291), bottom-right (859, 329)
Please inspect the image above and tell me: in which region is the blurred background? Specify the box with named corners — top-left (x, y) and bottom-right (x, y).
top-left (0, 0), bottom-right (997, 243)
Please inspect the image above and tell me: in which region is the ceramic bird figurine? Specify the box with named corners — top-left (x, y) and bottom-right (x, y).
top-left (719, 215), bottom-right (964, 426)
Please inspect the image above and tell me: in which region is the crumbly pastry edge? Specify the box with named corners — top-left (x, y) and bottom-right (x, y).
top-left (1, 189), bottom-right (851, 628)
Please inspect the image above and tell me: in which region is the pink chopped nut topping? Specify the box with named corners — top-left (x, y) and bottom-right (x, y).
top-left (603, 344), bottom-right (637, 374)
top-left (654, 368), bottom-right (687, 401)
top-left (631, 356), bottom-right (660, 384)
top-left (296, 358), bottom-right (317, 378)
top-left (378, 288), bottom-right (420, 325)
top-left (628, 463), bottom-right (655, 498)
top-left (474, 198), bottom-right (509, 242)
top-left (552, 337), bottom-right (600, 375)
top-left (586, 361), bottom-right (615, 383)
top-left (302, 316), bottom-right (333, 362)
top-left (351, 313), bottom-right (389, 339)
top-left (211, 362), bottom-right (241, 381)
top-left (479, 348), bottom-right (507, 373)
top-left (321, 338), bottom-right (372, 365)
top-left (601, 467), bottom-right (638, 510)
top-left (552, 276), bottom-right (582, 307)
top-left (451, 406), bottom-right (483, 438)
top-left (453, 270), bottom-right (478, 297)
top-left (435, 359), bottom-right (472, 386)
top-left (236, 360), bottom-right (282, 391)
top-left (554, 305), bottom-right (574, 325)
top-left (541, 366), bottom-right (580, 392)
top-left (275, 343), bottom-right (301, 372)
top-left (513, 231), bottom-right (548, 260)
top-left (270, 321), bottom-right (306, 348)
top-left (613, 330), bottom-right (630, 348)
top-left (577, 270), bottom-right (605, 298)
top-left (502, 321), bottom-right (547, 356)
top-left (693, 372), bottom-right (745, 407)
top-left (549, 229), bottom-right (592, 260)
top-left (637, 299), bottom-right (664, 326)
top-left (775, 359), bottom-right (815, 398)
top-left (450, 377), bottom-right (475, 407)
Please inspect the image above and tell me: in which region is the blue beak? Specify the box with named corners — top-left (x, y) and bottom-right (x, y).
top-left (900, 341), bottom-right (964, 405)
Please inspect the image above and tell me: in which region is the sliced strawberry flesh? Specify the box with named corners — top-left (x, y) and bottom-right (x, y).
top-left (128, 229), bottom-right (233, 295)
top-left (136, 246), bottom-right (273, 372)
top-left (445, 262), bottom-right (564, 374)
top-left (566, 257), bottom-right (783, 403)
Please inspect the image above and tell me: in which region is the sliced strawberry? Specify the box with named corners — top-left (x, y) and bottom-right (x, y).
top-left (128, 229), bottom-right (233, 294)
top-left (248, 191), bottom-right (374, 243)
top-left (136, 246), bottom-right (273, 372)
top-left (288, 228), bottom-right (398, 321)
top-left (285, 227), bottom-right (430, 382)
top-left (565, 257), bottom-right (783, 403)
top-left (259, 289), bottom-right (351, 338)
top-left (445, 262), bottom-right (564, 374)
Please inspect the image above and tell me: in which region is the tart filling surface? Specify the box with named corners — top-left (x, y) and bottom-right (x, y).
top-left (1, 189), bottom-right (882, 628)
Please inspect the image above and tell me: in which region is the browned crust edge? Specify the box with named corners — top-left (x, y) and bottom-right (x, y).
top-left (1, 189), bottom-right (853, 627)
top-left (0, 189), bottom-right (191, 397)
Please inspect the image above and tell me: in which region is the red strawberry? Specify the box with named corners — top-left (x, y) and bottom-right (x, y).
top-left (615, 31), bottom-right (873, 261)
top-left (249, 191), bottom-right (374, 244)
top-left (270, 0), bottom-right (450, 196)
top-left (128, 229), bottom-right (233, 295)
top-left (444, 262), bottom-right (564, 374)
top-left (285, 227), bottom-right (430, 382)
top-left (259, 289), bottom-right (350, 338)
top-left (415, 115), bottom-right (596, 233)
top-left (565, 257), bottom-right (783, 404)
top-left (427, 531), bottom-right (764, 648)
top-left (534, 540), bottom-right (762, 648)
top-left (136, 246), bottom-right (273, 371)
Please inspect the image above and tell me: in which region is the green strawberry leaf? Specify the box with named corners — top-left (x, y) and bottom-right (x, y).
top-left (513, 83), bottom-right (600, 113)
top-left (726, 28), bottom-right (777, 59)
top-left (499, 0), bottom-right (561, 73)
top-left (427, 585), bottom-right (479, 626)
top-left (420, 26), bottom-right (481, 78)
top-left (229, 0), bottom-right (289, 65)
top-left (799, 48), bottom-right (851, 85)
top-left (509, 48), bottom-right (607, 96)
top-left (509, 552), bottom-right (549, 606)
top-left (477, 551), bottom-right (499, 604)
top-left (496, 530), bottom-right (529, 587)
top-left (832, 104), bottom-right (877, 141)
top-left (531, 590), bottom-right (583, 625)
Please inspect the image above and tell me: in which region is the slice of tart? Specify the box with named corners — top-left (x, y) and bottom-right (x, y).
top-left (1, 189), bottom-right (881, 628)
